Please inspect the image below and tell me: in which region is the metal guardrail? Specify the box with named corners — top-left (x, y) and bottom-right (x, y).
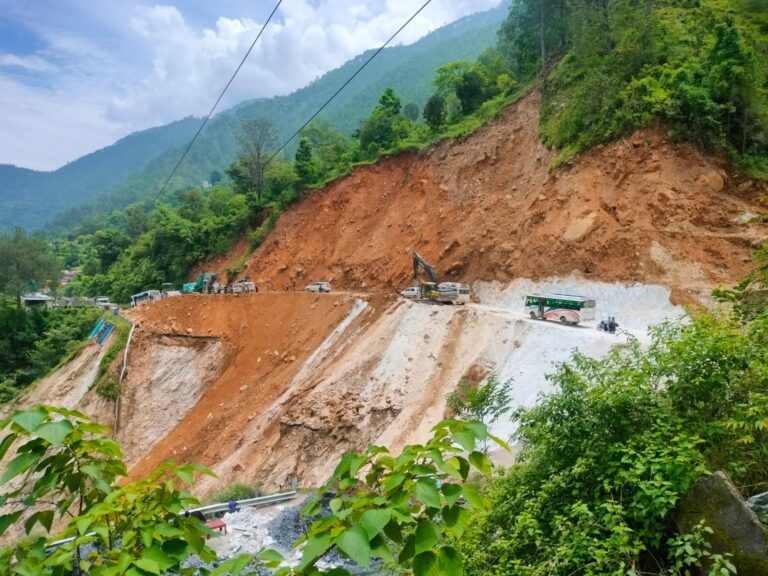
top-left (114, 319), bottom-right (135, 435)
top-left (186, 491), bottom-right (297, 517)
top-left (45, 490), bottom-right (297, 552)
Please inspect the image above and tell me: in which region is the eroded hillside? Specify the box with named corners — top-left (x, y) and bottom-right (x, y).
top-left (214, 92), bottom-right (766, 301)
top-left (24, 90), bottom-right (767, 497)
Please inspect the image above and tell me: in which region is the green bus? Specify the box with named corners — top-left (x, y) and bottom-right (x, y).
top-left (524, 293), bottom-right (597, 325)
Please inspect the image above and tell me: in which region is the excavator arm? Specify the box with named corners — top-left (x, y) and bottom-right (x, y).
top-left (413, 252), bottom-right (438, 283)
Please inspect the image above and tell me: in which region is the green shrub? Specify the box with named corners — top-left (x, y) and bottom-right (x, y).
top-left (206, 483), bottom-right (260, 504)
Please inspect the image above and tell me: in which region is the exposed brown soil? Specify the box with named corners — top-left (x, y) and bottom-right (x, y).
top-left (221, 92), bottom-right (765, 299)
top-left (125, 292), bottom-right (371, 483)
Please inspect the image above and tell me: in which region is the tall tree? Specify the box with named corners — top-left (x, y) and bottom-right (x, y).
top-left (232, 117), bottom-right (279, 204)
top-left (0, 229), bottom-right (60, 308)
top-left (294, 137), bottom-right (315, 187)
top-left (423, 93), bottom-right (448, 131)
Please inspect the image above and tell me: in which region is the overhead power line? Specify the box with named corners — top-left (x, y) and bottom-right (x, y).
top-left (151, 0), bottom-right (284, 206)
top-left (268, 0), bottom-right (433, 163)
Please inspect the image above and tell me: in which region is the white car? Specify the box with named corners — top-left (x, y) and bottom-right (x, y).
top-left (305, 281), bottom-right (332, 293)
top-left (400, 286), bottom-right (420, 299)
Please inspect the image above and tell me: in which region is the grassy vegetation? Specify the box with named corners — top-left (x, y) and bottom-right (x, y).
top-left (94, 313), bottom-right (133, 399)
top-left (204, 483), bottom-right (260, 505)
top-left (0, 301), bottom-right (101, 403)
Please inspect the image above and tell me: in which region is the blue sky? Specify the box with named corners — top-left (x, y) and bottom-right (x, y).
top-left (0, 0), bottom-right (501, 171)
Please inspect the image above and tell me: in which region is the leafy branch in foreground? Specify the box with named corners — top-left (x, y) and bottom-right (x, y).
top-left (257, 419), bottom-right (508, 576)
top-left (0, 406), bottom-right (250, 576)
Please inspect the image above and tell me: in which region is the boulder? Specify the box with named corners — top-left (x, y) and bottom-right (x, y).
top-left (678, 471), bottom-right (768, 575)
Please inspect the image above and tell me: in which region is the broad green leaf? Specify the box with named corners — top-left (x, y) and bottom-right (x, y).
top-left (382, 472), bottom-right (406, 492)
top-left (0, 511), bottom-right (22, 535)
top-left (142, 546), bottom-right (175, 571)
top-left (0, 433), bottom-right (17, 461)
top-left (453, 430), bottom-right (476, 452)
top-left (488, 434), bottom-right (511, 451)
top-left (330, 497), bottom-right (343, 512)
top-left (464, 420), bottom-right (488, 440)
top-left (12, 561), bottom-right (40, 576)
top-left (469, 451), bottom-right (492, 477)
top-left (349, 454), bottom-right (367, 477)
top-left (0, 451), bottom-right (41, 484)
top-left (462, 484), bottom-right (484, 509)
top-left (75, 517), bottom-right (92, 535)
top-left (176, 467), bottom-right (194, 485)
top-left (415, 478), bottom-right (442, 509)
top-left (441, 483), bottom-right (463, 507)
top-left (35, 420), bottom-right (73, 446)
top-left (161, 538), bottom-right (189, 559)
top-left (398, 534), bottom-right (416, 562)
top-left (337, 526), bottom-right (372, 566)
top-left (360, 508), bottom-right (391, 539)
top-left (438, 546), bottom-right (463, 576)
top-left (11, 408), bottom-right (47, 433)
top-left (414, 520), bottom-right (440, 555)
top-left (155, 524), bottom-right (183, 539)
top-left (134, 557), bottom-right (161, 574)
top-left (300, 534), bottom-right (332, 568)
top-left (412, 464), bottom-right (436, 476)
top-left (442, 505), bottom-right (460, 527)
top-left (383, 519), bottom-right (403, 543)
top-left (413, 550), bottom-right (439, 576)
top-left (211, 554), bottom-right (252, 576)
top-left (23, 510), bottom-right (54, 535)
top-left (257, 548), bottom-right (285, 564)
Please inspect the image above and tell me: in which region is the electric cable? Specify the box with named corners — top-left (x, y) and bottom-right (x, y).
top-left (151, 0), bottom-right (283, 206)
top-left (267, 0), bottom-right (433, 163)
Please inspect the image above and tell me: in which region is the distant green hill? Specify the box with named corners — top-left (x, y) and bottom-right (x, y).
top-left (0, 118), bottom-right (201, 232)
top-left (36, 2), bottom-right (508, 234)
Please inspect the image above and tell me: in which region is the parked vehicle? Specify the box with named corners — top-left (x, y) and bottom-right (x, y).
top-left (131, 290), bottom-right (161, 307)
top-left (95, 296), bottom-right (118, 310)
top-left (305, 281), bottom-right (332, 293)
top-left (400, 286), bottom-right (420, 299)
top-left (435, 282), bottom-right (470, 305)
top-left (524, 293), bottom-right (597, 325)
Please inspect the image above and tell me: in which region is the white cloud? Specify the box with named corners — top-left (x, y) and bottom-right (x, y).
top-left (0, 76), bottom-right (125, 170)
top-left (0, 0), bottom-right (502, 170)
top-left (0, 53), bottom-right (56, 73)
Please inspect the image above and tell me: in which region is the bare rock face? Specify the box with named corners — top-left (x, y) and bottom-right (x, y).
top-left (678, 471), bottom-right (768, 575)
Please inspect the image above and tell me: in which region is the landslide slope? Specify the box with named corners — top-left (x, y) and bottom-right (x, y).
top-left (116, 91), bottom-right (767, 495)
top-left (229, 92), bottom-right (766, 300)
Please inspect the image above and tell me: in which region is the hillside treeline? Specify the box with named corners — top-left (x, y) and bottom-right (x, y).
top-left (500, 0), bottom-right (768, 174)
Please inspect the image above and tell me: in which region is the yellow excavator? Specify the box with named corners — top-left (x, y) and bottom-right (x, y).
top-left (412, 252), bottom-right (440, 300)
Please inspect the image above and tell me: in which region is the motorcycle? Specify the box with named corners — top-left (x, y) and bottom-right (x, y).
top-left (597, 320), bottom-right (619, 334)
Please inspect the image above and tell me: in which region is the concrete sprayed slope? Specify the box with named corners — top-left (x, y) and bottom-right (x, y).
top-left (231, 92), bottom-right (765, 300)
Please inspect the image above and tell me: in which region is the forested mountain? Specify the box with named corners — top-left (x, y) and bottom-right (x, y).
top-left (0, 118), bottom-right (201, 232)
top-left (0, 3), bottom-right (508, 234)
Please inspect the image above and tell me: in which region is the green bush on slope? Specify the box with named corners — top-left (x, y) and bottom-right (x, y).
top-left (461, 308), bottom-right (768, 575)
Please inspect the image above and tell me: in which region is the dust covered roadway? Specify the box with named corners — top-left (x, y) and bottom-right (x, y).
top-left (227, 92), bottom-right (765, 299)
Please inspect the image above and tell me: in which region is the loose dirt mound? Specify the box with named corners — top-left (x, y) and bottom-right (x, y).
top-left (228, 92), bottom-right (764, 299)
top-left (125, 293), bottom-right (371, 484)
